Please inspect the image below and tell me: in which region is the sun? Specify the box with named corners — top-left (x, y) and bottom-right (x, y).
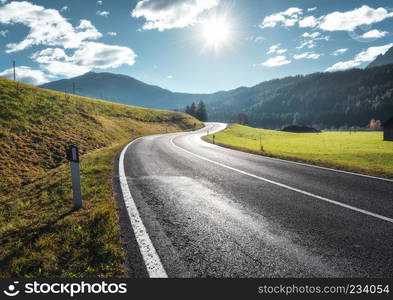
top-left (201, 16), bottom-right (232, 52)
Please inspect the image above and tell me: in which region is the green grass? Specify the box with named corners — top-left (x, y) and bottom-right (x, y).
top-left (0, 78), bottom-right (202, 277)
top-left (205, 124), bottom-right (393, 179)
top-left (0, 78), bottom-right (200, 197)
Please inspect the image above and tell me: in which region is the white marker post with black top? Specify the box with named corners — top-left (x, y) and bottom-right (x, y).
top-left (66, 145), bottom-right (82, 209)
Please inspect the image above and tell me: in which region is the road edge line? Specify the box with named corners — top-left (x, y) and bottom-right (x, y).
top-left (171, 136), bottom-right (393, 224)
top-left (202, 124), bottom-right (393, 183)
top-left (119, 138), bottom-right (168, 278)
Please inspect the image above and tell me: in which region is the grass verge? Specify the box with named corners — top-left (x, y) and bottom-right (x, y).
top-left (0, 78), bottom-right (202, 277)
top-left (204, 124), bottom-right (393, 179)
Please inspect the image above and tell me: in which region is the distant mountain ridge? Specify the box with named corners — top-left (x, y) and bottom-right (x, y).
top-left (367, 46), bottom-right (393, 68)
top-left (40, 72), bottom-right (208, 109)
top-left (206, 64), bottom-right (393, 129)
top-left (41, 64), bottom-right (393, 129)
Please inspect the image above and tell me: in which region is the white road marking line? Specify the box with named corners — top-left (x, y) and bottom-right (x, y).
top-left (170, 136), bottom-right (393, 224)
top-left (204, 123), bottom-right (393, 183)
top-left (256, 153), bottom-right (393, 183)
top-left (119, 138), bottom-right (168, 278)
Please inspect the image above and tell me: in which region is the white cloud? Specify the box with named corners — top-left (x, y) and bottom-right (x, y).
top-left (326, 43), bottom-right (393, 71)
top-left (296, 40), bottom-right (315, 49)
top-left (267, 43), bottom-right (287, 55)
top-left (260, 7), bottom-right (303, 28)
top-left (302, 32), bottom-right (320, 39)
top-left (132, 0), bottom-right (219, 31)
top-left (326, 60), bottom-right (360, 71)
top-left (32, 48), bottom-right (67, 64)
top-left (166, 75), bottom-right (173, 79)
top-left (0, 1), bottom-right (137, 79)
top-left (97, 1), bottom-right (103, 5)
top-left (32, 42), bottom-right (136, 77)
top-left (40, 61), bottom-right (90, 78)
top-left (293, 52), bottom-right (321, 60)
top-left (107, 31), bottom-right (117, 36)
top-left (31, 48), bottom-right (90, 77)
top-left (96, 10), bottom-right (110, 17)
top-left (0, 66), bottom-right (48, 85)
top-left (245, 35), bottom-right (265, 43)
top-left (72, 42), bottom-right (136, 69)
top-left (0, 0), bottom-right (7, 4)
top-left (60, 6), bottom-right (69, 12)
top-left (0, 1), bottom-right (102, 53)
top-left (297, 31), bottom-right (328, 49)
top-left (0, 29), bottom-right (7, 37)
top-left (299, 16), bottom-right (318, 28)
top-left (308, 7), bottom-right (317, 12)
top-left (319, 5), bottom-right (393, 32)
top-left (254, 36), bottom-right (265, 43)
top-left (355, 44), bottom-right (393, 62)
top-left (261, 5), bottom-right (393, 34)
top-left (361, 29), bottom-right (388, 39)
top-left (332, 48), bottom-right (348, 56)
top-left (261, 55), bottom-right (291, 67)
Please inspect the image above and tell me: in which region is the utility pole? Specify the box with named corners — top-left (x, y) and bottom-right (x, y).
top-left (13, 61), bottom-right (16, 81)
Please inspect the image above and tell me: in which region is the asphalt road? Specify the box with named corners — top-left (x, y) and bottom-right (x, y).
top-left (120, 123), bottom-right (393, 278)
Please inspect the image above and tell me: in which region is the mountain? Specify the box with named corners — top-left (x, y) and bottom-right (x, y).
top-left (40, 72), bottom-right (206, 110)
top-left (206, 64), bottom-right (393, 129)
top-left (41, 65), bottom-right (393, 130)
top-left (367, 46), bottom-right (393, 68)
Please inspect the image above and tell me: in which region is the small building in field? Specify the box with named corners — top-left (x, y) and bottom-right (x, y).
top-left (281, 125), bottom-right (320, 133)
top-left (383, 117), bottom-right (393, 141)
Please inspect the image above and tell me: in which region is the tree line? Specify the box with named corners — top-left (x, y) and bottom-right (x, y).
top-left (205, 64), bottom-right (393, 130)
top-left (185, 101), bottom-right (208, 121)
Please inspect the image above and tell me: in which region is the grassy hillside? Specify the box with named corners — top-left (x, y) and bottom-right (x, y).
top-left (206, 125), bottom-right (393, 178)
top-left (0, 78), bottom-right (201, 277)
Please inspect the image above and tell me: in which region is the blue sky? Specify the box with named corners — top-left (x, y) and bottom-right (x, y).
top-left (0, 0), bottom-right (392, 93)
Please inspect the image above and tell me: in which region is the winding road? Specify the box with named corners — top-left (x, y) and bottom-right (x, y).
top-left (119, 123), bottom-right (393, 278)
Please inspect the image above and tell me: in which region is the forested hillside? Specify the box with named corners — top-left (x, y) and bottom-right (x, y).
top-left (39, 63), bottom-right (393, 130)
top-left (207, 64), bottom-right (393, 129)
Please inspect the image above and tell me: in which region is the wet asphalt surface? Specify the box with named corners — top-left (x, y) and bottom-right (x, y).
top-left (120, 123), bottom-right (393, 278)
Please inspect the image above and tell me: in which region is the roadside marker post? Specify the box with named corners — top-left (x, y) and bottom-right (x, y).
top-left (260, 136), bottom-right (263, 152)
top-left (66, 145), bottom-right (82, 209)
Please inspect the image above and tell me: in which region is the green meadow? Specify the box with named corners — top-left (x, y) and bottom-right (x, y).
top-left (206, 124), bottom-right (393, 178)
